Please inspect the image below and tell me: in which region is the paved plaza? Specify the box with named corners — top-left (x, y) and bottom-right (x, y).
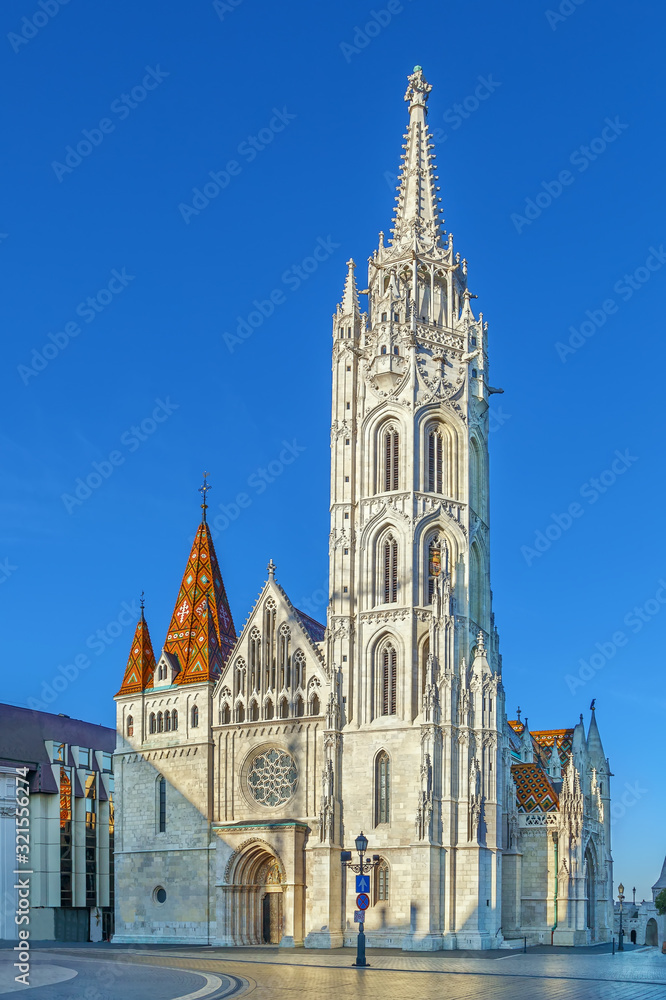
top-left (1, 943), bottom-right (666, 1000)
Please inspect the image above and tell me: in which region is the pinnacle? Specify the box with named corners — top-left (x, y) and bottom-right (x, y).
top-left (116, 613), bottom-right (156, 696)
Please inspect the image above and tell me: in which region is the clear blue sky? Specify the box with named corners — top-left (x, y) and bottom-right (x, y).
top-left (2, 0), bottom-right (664, 898)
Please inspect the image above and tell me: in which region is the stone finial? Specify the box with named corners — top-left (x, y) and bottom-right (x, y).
top-left (404, 65), bottom-right (432, 113)
top-left (267, 559), bottom-right (276, 580)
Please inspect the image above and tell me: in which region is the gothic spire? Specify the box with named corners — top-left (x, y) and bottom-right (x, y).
top-left (338, 259), bottom-right (359, 318)
top-left (163, 509), bottom-right (236, 683)
top-left (116, 607), bottom-right (156, 695)
top-left (390, 66), bottom-right (444, 245)
top-left (586, 703), bottom-right (606, 765)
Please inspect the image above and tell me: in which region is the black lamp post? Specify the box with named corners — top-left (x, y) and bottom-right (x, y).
top-left (341, 831), bottom-right (380, 968)
top-left (618, 882), bottom-right (625, 951)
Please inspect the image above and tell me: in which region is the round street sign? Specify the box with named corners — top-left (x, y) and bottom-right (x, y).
top-left (356, 893), bottom-right (370, 911)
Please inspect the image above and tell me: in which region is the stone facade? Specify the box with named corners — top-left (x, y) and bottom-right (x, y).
top-left (113, 67), bottom-right (613, 950)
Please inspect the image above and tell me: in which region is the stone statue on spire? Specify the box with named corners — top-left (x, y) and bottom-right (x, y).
top-left (404, 65), bottom-right (432, 112)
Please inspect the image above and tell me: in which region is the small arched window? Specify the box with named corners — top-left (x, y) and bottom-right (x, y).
top-left (157, 711), bottom-right (164, 733)
top-left (127, 715), bottom-right (134, 737)
top-left (381, 345), bottom-right (387, 355)
top-left (310, 693), bottom-right (320, 716)
top-left (279, 697), bottom-right (289, 719)
top-left (383, 534), bottom-right (398, 604)
top-left (376, 859), bottom-right (390, 901)
top-left (165, 710), bottom-right (172, 732)
top-left (376, 752), bottom-right (390, 824)
top-left (234, 658), bottom-right (246, 698)
top-left (191, 705), bottom-right (199, 728)
top-left (149, 712), bottom-right (156, 734)
top-left (221, 703), bottom-right (231, 725)
top-left (428, 428), bottom-right (444, 494)
top-left (265, 698), bottom-right (274, 721)
top-left (383, 427), bottom-right (399, 492)
top-left (236, 702), bottom-right (245, 724)
top-left (295, 695), bottom-right (304, 718)
top-left (158, 776), bottom-right (166, 833)
top-left (381, 645), bottom-right (397, 716)
top-left (249, 700), bottom-right (259, 722)
top-left (171, 710), bottom-right (178, 731)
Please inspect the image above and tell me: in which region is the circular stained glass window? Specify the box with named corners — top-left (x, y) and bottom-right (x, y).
top-left (247, 748), bottom-right (298, 808)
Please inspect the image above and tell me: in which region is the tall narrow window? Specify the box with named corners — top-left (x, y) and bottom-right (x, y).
top-left (377, 859), bottom-right (390, 900)
top-left (191, 705), bottom-right (199, 728)
top-left (171, 710), bottom-right (178, 731)
top-left (158, 777), bottom-right (166, 833)
top-left (157, 711), bottom-right (163, 733)
top-left (165, 710), bottom-right (171, 732)
top-left (235, 658), bottom-right (246, 698)
top-left (376, 752), bottom-right (390, 823)
top-left (249, 630), bottom-right (260, 692)
top-left (381, 645), bottom-right (397, 716)
top-left (428, 429), bottom-right (443, 493)
top-left (383, 427), bottom-right (399, 491)
top-left (221, 703), bottom-right (231, 724)
top-left (427, 536), bottom-right (442, 604)
top-left (126, 715), bottom-right (133, 737)
top-left (149, 713), bottom-right (156, 734)
top-left (383, 535), bottom-right (398, 604)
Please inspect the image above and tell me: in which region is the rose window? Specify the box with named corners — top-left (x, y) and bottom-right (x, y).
top-left (247, 748), bottom-right (298, 807)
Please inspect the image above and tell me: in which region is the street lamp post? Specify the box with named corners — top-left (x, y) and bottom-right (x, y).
top-left (618, 883), bottom-right (625, 952)
top-left (341, 832), bottom-right (381, 968)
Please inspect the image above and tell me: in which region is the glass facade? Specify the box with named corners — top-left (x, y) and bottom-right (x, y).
top-left (59, 767), bottom-right (72, 907)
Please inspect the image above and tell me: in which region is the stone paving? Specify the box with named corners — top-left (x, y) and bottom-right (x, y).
top-left (7, 943), bottom-right (665, 1000)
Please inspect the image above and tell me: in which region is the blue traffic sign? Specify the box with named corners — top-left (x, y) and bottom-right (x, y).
top-left (356, 875), bottom-right (370, 893)
top-left (356, 892), bottom-right (370, 911)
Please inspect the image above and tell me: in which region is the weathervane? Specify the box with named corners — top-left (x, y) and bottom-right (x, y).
top-left (199, 472), bottom-right (211, 521)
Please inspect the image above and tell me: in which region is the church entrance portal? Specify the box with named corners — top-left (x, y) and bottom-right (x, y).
top-left (223, 840), bottom-right (286, 946)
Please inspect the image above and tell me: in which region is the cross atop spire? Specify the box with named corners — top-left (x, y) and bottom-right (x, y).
top-left (199, 471), bottom-right (211, 522)
top-left (390, 66), bottom-right (444, 246)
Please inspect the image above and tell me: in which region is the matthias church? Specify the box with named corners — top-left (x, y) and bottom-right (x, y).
top-left (114, 68), bottom-right (613, 949)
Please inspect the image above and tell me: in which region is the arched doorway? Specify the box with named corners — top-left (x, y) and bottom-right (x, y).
top-left (631, 929), bottom-right (637, 944)
top-left (646, 917), bottom-right (658, 946)
top-left (584, 845), bottom-right (596, 940)
top-left (223, 840), bottom-right (286, 945)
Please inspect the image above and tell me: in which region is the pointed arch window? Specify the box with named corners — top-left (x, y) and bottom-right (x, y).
top-left (265, 698), bottom-right (274, 721)
top-left (279, 624), bottom-right (291, 690)
top-left (191, 705), bottom-right (199, 728)
top-left (381, 645), bottom-right (397, 716)
top-left (279, 696), bottom-right (289, 719)
top-left (376, 752), bottom-right (390, 824)
top-left (249, 700), bottom-right (259, 722)
top-left (264, 601), bottom-right (277, 691)
top-left (171, 710), bottom-right (178, 731)
top-left (234, 658), bottom-right (246, 698)
top-left (149, 713), bottom-right (156, 734)
top-left (293, 650), bottom-right (305, 690)
top-left (428, 428), bottom-right (444, 493)
top-left (220, 703), bottom-right (230, 724)
top-left (421, 637), bottom-right (430, 701)
top-left (236, 701), bottom-right (245, 724)
top-left (383, 534), bottom-right (398, 604)
top-left (157, 711), bottom-right (164, 733)
top-left (383, 427), bottom-right (399, 492)
top-left (249, 630), bottom-right (260, 692)
top-left (309, 693), bottom-right (320, 716)
top-left (376, 859), bottom-right (390, 901)
top-left (126, 715), bottom-right (134, 737)
top-left (165, 710), bottom-right (172, 732)
top-left (295, 695), bottom-right (304, 718)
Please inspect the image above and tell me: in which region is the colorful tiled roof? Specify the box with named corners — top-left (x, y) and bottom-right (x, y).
top-left (163, 520), bottom-right (236, 684)
top-left (116, 614), bottom-right (156, 696)
top-left (511, 762), bottom-right (559, 812)
top-left (531, 728), bottom-right (574, 766)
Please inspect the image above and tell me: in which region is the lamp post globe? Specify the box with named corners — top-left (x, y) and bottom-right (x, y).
top-left (355, 832), bottom-right (368, 855)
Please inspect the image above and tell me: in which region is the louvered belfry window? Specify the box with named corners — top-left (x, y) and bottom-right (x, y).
top-left (428, 429), bottom-right (443, 493)
top-left (381, 646), bottom-right (397, 716)
top-left (383, 535), bottom-right (398, 603)
top-left (384, 428), bottom-right (399, 491)
top-left (376, 752), bottom-right (390, 821)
